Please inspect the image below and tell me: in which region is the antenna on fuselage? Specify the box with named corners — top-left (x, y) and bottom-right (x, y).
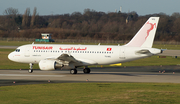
top-left (32, 42), bottom-right (34, 44)
top-left (98, 43), bottom-right (100, 46)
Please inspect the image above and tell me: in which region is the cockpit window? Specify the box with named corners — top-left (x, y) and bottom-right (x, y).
top-left (15, 49), bottom-right (20, 52)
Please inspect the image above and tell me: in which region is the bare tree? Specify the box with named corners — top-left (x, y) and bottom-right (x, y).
top-left (30, 7), bottom-right (37, 28)
top-left (2, 8), bottom-right (19, 31)
top-left (171, 12), bottom-right (180, 18)
top-left (3, 7), bottom-right (19, 17)
top-left (22, 8), bottom-right (30, 28)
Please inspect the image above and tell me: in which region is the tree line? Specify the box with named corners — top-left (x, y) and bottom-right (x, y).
top-left (0, 7), bottom-right (180, 41)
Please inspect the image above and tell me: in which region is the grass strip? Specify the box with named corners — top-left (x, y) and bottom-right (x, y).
top-left (1, 41), bottom-right (180, 50)
top-left (0, 83), bottom-right (180, 104)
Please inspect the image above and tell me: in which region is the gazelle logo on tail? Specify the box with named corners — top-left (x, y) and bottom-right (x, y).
top-left (145, 22), bottom-right (156, 39)
top-left (125, 17), bottom-right (159, 48)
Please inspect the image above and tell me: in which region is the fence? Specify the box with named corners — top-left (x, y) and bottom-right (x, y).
top-left (0, 37), bottom-right (180, 45)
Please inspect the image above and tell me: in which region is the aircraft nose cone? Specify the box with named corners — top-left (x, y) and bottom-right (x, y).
top-left (8, 52), bottom-right (14, 61)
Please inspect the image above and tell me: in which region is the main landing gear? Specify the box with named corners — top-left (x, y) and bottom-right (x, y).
top-left (28, 63), bottom-right (33, 73)
top-left (70, 67), bottom-right (91, 74)
top-left (83, 68), bottom-right (91, 74)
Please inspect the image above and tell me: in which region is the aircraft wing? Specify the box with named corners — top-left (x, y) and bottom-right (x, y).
top-left (57, 54), bottom-right (97, 66)
top-left (57, 54), bottom-right (81, 63)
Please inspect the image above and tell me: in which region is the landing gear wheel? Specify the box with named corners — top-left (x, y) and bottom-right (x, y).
top-left (83, 68), bottom-right (91, 74)
top-left (70, 69), bottom-right (77, 74)
top-left (29, 63), bottom-right (33, 73)
top-left (28, 69), bottom-right (33, 73)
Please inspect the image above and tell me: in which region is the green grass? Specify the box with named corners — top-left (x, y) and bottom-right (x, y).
top-left (122, 56), bottom-right (180, 66)
top-left (0, 83), bottom-right (180, 104)
top-left (0, 41), bottom-right (33, 46)
top-left (1, 40), bottom-right (180, 50)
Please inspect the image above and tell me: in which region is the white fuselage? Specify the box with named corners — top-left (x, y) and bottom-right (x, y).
top-left (8, 44), bottom-right (161, 66)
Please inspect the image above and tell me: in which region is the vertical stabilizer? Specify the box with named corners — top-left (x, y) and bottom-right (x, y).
top-left (125, 17), bottom-right (159, 48)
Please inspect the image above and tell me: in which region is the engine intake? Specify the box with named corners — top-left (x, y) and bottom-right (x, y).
top-left (39, 59), bottom-right (64, 71)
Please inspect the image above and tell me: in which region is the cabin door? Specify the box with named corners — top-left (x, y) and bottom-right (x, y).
top-left (24, 46), bottom-right (31, 57)
top-left (119, 48), bottom-right (125, 59)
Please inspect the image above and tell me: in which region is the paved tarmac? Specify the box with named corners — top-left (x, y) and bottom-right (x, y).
top-left (0, 66), bottom-right (180, 86)
top-left (159, 50), bottom-right (180, 56)
top-left (0, 45), bottom-right (18, 49)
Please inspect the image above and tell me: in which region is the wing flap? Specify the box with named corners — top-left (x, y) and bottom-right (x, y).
top-left (57, 54), bottom-right (80, 63)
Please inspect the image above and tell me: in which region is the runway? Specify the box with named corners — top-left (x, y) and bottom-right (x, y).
top-left (0, 66), bottom-right (180, 86)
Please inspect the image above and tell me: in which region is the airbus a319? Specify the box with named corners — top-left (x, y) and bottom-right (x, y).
top-left (8, 17), bottom-right (162, 74)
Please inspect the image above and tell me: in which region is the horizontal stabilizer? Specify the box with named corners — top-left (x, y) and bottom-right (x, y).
top-left (136, 49), bottom-right (151, 54)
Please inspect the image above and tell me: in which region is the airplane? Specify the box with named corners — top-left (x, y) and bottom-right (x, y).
top-left (8, 17), bottom-right (162, 74)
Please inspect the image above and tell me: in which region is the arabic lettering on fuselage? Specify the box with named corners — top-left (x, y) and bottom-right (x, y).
top-left (33, 46), bottom-right (53, 50)
top-left (59, 47), bottom-right (87, 51)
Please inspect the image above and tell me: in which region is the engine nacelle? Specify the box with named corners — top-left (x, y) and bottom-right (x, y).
top-left (39, 60), bottom-right (63, 71)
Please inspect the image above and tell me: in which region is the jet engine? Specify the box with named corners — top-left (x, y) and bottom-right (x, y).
top-left (39, 59), bottom-right (64, 71)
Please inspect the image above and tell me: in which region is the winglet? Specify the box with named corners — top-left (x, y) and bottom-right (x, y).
top-left (124, 17), bottom-right (159, 48)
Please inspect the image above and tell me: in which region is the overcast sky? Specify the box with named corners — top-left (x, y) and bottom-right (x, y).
top-left (0, 0), bottom-right (180, 16)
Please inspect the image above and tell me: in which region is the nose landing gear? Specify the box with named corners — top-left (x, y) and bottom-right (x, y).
top-left (28, 63), bottom-right (33, 73)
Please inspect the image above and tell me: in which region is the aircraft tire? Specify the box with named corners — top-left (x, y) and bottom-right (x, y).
top-left (28, 69), bottom-right (33, 73)
top-left (83, 68), bottom-right (91, 74)
top-left (70, 69), bottom-right (77, 74)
